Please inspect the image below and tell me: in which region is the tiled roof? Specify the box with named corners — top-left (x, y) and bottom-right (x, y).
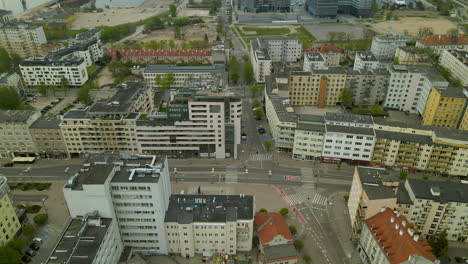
top-left (305, 44), bottom-right (345, 54)
top-left (107, 49), bottom-right (212, 57)
top-left (254, 212), bottom-right (293, 246)
top-left (419, 34), bottom-right (468, 45)
top-left (365, 208), bottom-right (436, 264)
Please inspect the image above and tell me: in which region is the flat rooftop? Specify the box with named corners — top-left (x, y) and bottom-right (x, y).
top-left (0, 110), bottom-right (37, 123)
top-left (325, 112), bottom-right (374, 124)
top-left (358, 167), bottom-right (399, 200)
top-left (88, 82), bottom-right (148, 114)
top-left (165, 194), bottom-right (254, 224)
top-left (144, 64), bottom-right (225, 73)
top-left (29, 115), bottom-right (61, 129)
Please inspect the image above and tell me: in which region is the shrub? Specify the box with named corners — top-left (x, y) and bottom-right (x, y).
top-left (423, 174), bottom-right (429, 180)
top-left (303, 254), bottom-right (312, 264)
top-left (294, 240), bottom-right (304, 251)
top-left (400, 171), bottom-right (408, 180)
top-left (259, 208), bottom-right (268, 213)
top-left (25, 205), bottom-right (42, 214)
top-left (22, 225), bottom-right (35, 236)
top-left (289, 225), bottom-right (297, 235)
top-left (343, 195), bottom-right (349, 201)
top-left (33, 214), bottom-right (48, 225)
top-left (279, 208), bottom-right (289, 216)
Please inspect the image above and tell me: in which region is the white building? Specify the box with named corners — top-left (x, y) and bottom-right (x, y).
top-left (0, 24), bottom-right (46, 58)
top-left (322, 113), bottom-right (375, 163)
top-left (303, 52), bottom-right (328, 71)
top-left (46, 214), bottom-right (124, 264)
top-left (384, 65), bottom-right (448, 114)
top-left (165, 194), bottom-right (254, 258)
top-left (51, 29), bottom-right (104, 67)
top-left (20, 56), bottom-right (88, 87)
top-left (63, 154), bottom-right (172, 254)
top-left (370, 33), bottom-right (409, 60)
top-left (292, 115), bottom-right (325, 161)
top-left (353, 52), bottom-right (390, 72)
top-left (250, 39), bottom-right (272, 83)
top-left (439, 49), bottom-right (468, 86)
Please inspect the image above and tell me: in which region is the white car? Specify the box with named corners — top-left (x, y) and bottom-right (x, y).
top-left (33, 237), bottom-right (43, 244)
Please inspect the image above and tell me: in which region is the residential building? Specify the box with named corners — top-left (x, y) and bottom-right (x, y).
top-left (46, 214), bottom-right (124, 264)
top-left (237, 0), bottom-right (291, 12)
top-left (439, 49), bottom-right (468, 86)
top-left (396, 179), bottom-right (468, 242)
top-left (29, 115), bottom-right (67, 159)
top-left (358, 208), bottom-right (437, 264)
top-left (307, 0), bottom-right (372, 17)
top-left (394, 46), bottom-right (433, 66)
top-left (250, 39), bottom-right (272, 83)
top-left (254, 212), bottom-right (298, 264)
top-left (288, 68), bottom-right (348, 107)
top-left (0, 110), bottom-right (40, 158)
top-left (107, 49), bottom-right (213, 64)
top-left (348, 167), bottom-right (400, 234)
top-left (0, 176), bottom-right (21, 247)
top-left (164, 194), bottom-right (254, 257)
top-left (304, 44), bottom-right (345, 67)
top-left (51, 29), bottom-right (104, 67)
top-left (384, 65), bottom-right (448, 114)
top-left (353, 52), bottom-right (391, 72)
top-left (0, 24), bottom-right (46, 58)
top-left (0, 72), bottom-right (26, 101)
top-left (292, 115), bottom-right (325, 161)
top-left (63, 154), bottom-right (172, 254)
top-left (346, 69), bottom-right (390, 105)
top-left (416, 34), bottom-right (468, 54)
top-left (370, 33), bottom-right (409, 60)
top-left (0, 9), bottom-right (13, 24)
top-left (303, 52), bottom-right (328, 71)
top-left (143, 64), bottom-right (225, 90)
top-left (422, 87), bottom-right (468, 129)
top-left (60, 82), bottom-right (153, 157)
top-left (459, 107), bottom-right (468, 131)
top-left (20, 56), bottom-right (88, 87)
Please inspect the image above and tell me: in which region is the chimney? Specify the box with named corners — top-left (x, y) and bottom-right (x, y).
top-left (413, 234), bottom-right (419, 242)
top-left (399, 229), bottom-right (404, 236)
top-left (390, 217), bottom-right (395, 223)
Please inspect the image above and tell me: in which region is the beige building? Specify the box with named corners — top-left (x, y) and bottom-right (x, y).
top-left (0, 24), bottom-right (46, 58)
top-left (0, 110), bottom-right (40, 158)
top-left (29, 116), bottom-right (67, 159)
top-left (165, 195), bottom-right (254, 258)
top-left (0, 176), bottom-right (21, 247)
top-left (439, 49), bottom-right (468, 86)
top-left (422, 87), bottom-right (467, 129)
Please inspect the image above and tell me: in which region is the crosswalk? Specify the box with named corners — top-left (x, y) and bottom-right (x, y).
top-left (310, 193), bottom-right (328, 207)
top-left (286, 192), bottom-right (328, 207)
top-left (250, 153), bottom-right (272, 161)
top-left (225, 166), bottom-right (238, 183)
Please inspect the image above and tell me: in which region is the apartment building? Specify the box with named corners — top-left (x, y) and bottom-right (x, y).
top-left (348, 167), bottom-right (400, 234)
top-left (304, 43), bottom-right (345, 67)
top-left (396, 179), bottom-right (468, 242)
top-left (353, 52), bottom-right (391, 72)
top-left (20, 56), bottom-right (88, 87)
top-left (143, 64), bottom-right (225, 89)
top-left (358, 208), bottom-right (437, 264)
top-left (346, 69), bottom-right (390, 105)
top-left (0, 24), bottom-right (46, 58)
top-left (250, 39), bottom-right (272, 83)
top-left (439, 49), bottom-right (468, 86)
top-left (0, 110), bottom-right (40, 158)
top-left (46, 214), bottom-right (123, 264)
top-left (303, 52), bottom-right (328, 71)
top-left (416, 34), bottom-right (468, 54)
top-left (384, 65), bottom-right (448, 114)
top-left (51, 29), bottom-right (104, 67)
top-left (394, 46), bottom-right (433, 66)
top-left (107, 49), bottom-right (213, 64)
top-left (0, 176), bottom-right (21, 247)
top-left (0, 9), bottom-right (13, 24)
top-left (288, 68), bottom-right (347, 107)
top-left (0, 72), bottom-right (26, 101)
top-left (136, 90), bottom-right (242, 159)
top-left (370, 33), bottom-right (409, 60)
top-left (60, 82), bottom-right (153, 157)
top-left (292, 115), bottom-right (325, 161)
top-left (422, 87), bottom-right (468, 129)
top-left (29, 115), bottom-right (67, 159)
top-left (63, 154), bottom-right (172, 254)
top-left (165, 194), bottom-right (254, 257)
top-left (237, 0), bottom-right (291, 12)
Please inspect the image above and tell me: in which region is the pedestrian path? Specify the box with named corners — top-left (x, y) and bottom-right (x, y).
top-left (225, 166), bottom-right (238, 183)
top-left (250, 153), bottom-right (272, 161)
top-left (286, 192), bottom-right (328, 207)
top-left (310, 193), bottom-right (328, 207)
top-left (287, 193), bottom-right (304, 205)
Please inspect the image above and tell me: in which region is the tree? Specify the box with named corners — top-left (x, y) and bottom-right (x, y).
top-left (264, 141), bottom-right (272, 151)
top-left (253, 108), bottom-right (264, 119)
top-left (289, 225), bottom-right (297, 235)
top-left (344, 195), bottom-right (349, 201)
top-left (60, 77), bottom-right (69, 96)
top-left (416, 1), bottom-right (424, 10)
top-left (7, 239), bottom-right (25, 252)
top-left (242, 54), bottom-right (249, 62)
top-left (303, 254), bottom-right (312, 264)
top-left (371, 0), bottom-right (379, 15)
top-left (249, 85), bottom-right (264, 97)
top-left (230, 56), bottom-right (240, 84)
top-left (0, 47), bottom-right (13, 72)
top-left (386, 11), bottom-right (393, 20)
top-left (279, 208), bottom-right (289, 216)
top-left (175, 26), bottom-right (182, 40)
top-left (243, 61), bottom-right (254, 84)
top-left (33, 214), bottom-right (49, 225)
top-left (339, 88), bottom-right (353, 107)
top-left (252, 99), bottom-right (261, 108)
top-left (157, 72), bottom-right (175, 90)
top-left (259, 208), bottom-right (268, 213)
top-left (294, 240), bottom-right (304, 251)
top-left (169, 40), bottom-right (176, 49)
top-left (0, 246), bottom-right (22, 264)
top-left (337, 163), bottom-right (342, 169)
top-left (428, 230), bottom-right (448, 257)
top-left (418, 27), bottom-right (433, 38)
top-left (400, 171), bottom-right (408, 180)
top-left (169, 4), bottom-right (177, 17)
top-left (370, 105), bottom-right (383, 116)
top-left (78, 83), bottom-right (92, 104)
top-left (0, 86), bottom-right (21, 110)
top-left (37, 82), bottom-right (48, 96)
top-left (447, 28), bottom-right (458, 43)
top-left (22, 224), bottom-right (35, 236)
top-left (204, 33), bottom-right (208, 41)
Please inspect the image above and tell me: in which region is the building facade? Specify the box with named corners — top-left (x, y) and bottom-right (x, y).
top-left (51, 29), bottom-right (104, 67)
top-left (438, 49), bottom-right (468, 86)
top-left (370, 33), bottom-right (409, 60)
top-left (237, 0), bottom-right (291, 12)
top-left (0, 110), bottom-right (40, 158)
top-left (307, 0), bottom-right (372, 18)
top-left (346, 69), bottom-right (390, 106)
top-left (422, 87), bottom-right (468, 129)
top-left (107, 49), bottom-right (213, 64)
top-left (305, 44), bottom-right (345, 67)
top-left (165, 194), bottom-right (254, 257)
top-left (29, 116), bottom-right (68, 159)
top-left (292, 115), bottom-right (325, 161)
top-left (0, 24), bottom-right (46, 58)
top-left (353, 52), bottom-right (390, 72)
top-left (303, 52), bottom-right (328, 71)
top-left (0, 176), bottom-right (21, 247)
top-left (0, 72), bottom-right (26, 101)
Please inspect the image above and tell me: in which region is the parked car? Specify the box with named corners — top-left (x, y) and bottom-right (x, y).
top-left (258, 128), bottom-right (266, 134)
top-left (32, 237), bottom-right (43, 244)
top-left (241, 133), bottom-right (247, 140)
top-left (2, 162), bottom-right (14, 167)
top-left (21, 255), bottom-right (31, 263)
top-left (255, 117), bottom-right (262, 121)
top-left (73, 99), bottom-right (80, 104)
top-left (29, 243), bottom-right (40, 251)
top-left (25, 249), bottom-right (36, 257)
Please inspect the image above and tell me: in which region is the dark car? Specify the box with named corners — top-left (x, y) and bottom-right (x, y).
top-left (21, 255), bottom-right (31, 263)
top-left (73, 99), bottom-right (80, 104)
top-left (29, 243), bottom-right (40, 251)
top-left (2, 162), bottom-right (14, 167)
top-left (25, 249), bottom-right (36, 257)
top-left (258, 128), bottom-right (266, 134)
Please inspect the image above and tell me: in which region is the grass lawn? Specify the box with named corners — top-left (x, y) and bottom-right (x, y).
top-left (87, 65), bottom-right (99, 77)
top-left (288, 26), bottom-right (316, 48)
top-left (241, 26), bottom-right (291, 36)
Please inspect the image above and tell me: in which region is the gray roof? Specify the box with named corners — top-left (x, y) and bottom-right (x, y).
top-left (165, 195), bottom-right (254, 223)
top-left (0, 110), bottom-right (37, 123)
top-left (21, 55), bottom-right (84, 66)
top-left (396, 182), bottom-right (413, 205)
top-left (356, 51), bottom-right (378, 61)
top-left (263, 244), bottom-right (298, 261)
top-left (144, 64), bottom-right (224, 73)
top-left (88, 82), bottom-right (148, 114)
top-left (437, 87), bottom-right (467, 98)
top-left (296, 122), bottom-right (325, 132)
top-left (390, 65), bottom-right (447, 83)
top-left (325, 112), bottom-right (374, 124)
top-left (375, 130), bottom-right (433, 145)
top-left (358, 167), bottom-right (399, 200)
top-left (326, 125), bottom-right (375, 136)
top-left (305, 52), bottom-right (324, 61)
top-left (30, 116), bottom-right (61, 129)
top-left (269, 95), bottom-right (297, 123)
top-left (433, 127), bottom-right (468, 142)
top-left (406, 179), bottom-right (468, 203)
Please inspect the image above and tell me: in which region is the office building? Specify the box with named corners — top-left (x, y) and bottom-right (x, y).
top-left (164, 194), bottom-right (254, 257)
top-left (306, 0), bottom-right (339, 17)
top-left (416, 34), bottom-right (468, 54)
top-left (358, 208), bottom-right (437, 264)
top-left (63, 154), bottom-right (172, 254)
top-left (20, 56), bottom-right (88, 87)
top-left (307, 0), bottom-right (372, 17)
top-left (422, 87), bottom-right (468, 129)
top-left (346, 69), bottom-right (390, 105)
top-left (370, 33), bottom-right (409, 60)
top-left (51, 29), bottom-right (104, 67)
top-left (0, 110), bottom-right (40, 158)
top-left (438, 49), bottom-right (468, 86)
top-left (60, 82), bottom-right (153, 157)
top-left (107, 49), bottom-right (213, 64)
top-left (29, 115), bottom-right (68, 159)
top-left (136, 89), bottom-right (242, 159)
top-left (304, 44), bottom-right (345, 67)
top-left (0, 176), bottom-right (21, 247)
top-left (0, 72), bottom-right (26, 101)
top-left (0, 24), bottom-right (46, 58)
top-left (46, 214), bottom-right (123, 264)
top-left (237, 0), bottom-right (291, 13)
top-left (394, 46), bottom-right (433, 66)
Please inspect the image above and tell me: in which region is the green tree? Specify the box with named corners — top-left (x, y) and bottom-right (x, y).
top-left (60, 77), bottom-right (69, 96)
top-left (303, 254), bottom-right (312, 264)
top-left (253, 108), bottom-right (264, 119)
top-left (264, 141), bottom-right (272, 151)
top-left (294, 240), bottom-right (304, 251)
top-left (37, 82), bottom-right (48, 96)
top-left (428, 230), bottom-right (448, 257)
top-left (77, 83), bottom-right (92, 104)
top-left (242, 54), bottom-right (249, 62)
top-left (400, 171), bottom-right (408, 180)
top-left (175, 26), bottom-right (182, 39)
top-left (259, 208), bottom-right (268, 213)
top-left (145, 16), bottom-right (165, 31)
top-left (289, 225), bottom-right (297, 235)
top-left (22, 224), bottom-right (35, 236)
top-left (0, 245), bottom-right (22, 264)
top-left (7, 239), bottom-right (25, 252)
top-left (230, 56), bottom-right (240, 83)
top-left (157, 73), bottom-right (175, 90)
top-left (249, 85), bottom-right (264, 97)
top-left (242, 61), bottom-right (254, 84)
top-left (169, 4), bottom-right (177, 17)
top-left (252, 99), bottom-right (261, 108)
top-left (339, 88), bottom-right (353, 107)
top-left (169, 40), bottom-right (176, 49)
top-left (33, 214), bottom-right (49, 225)
top-left (337, 163), bottom-right (342, 169)
top-left (416, 1), bottom-right (425, 10)
top-left (370, 105), bottom-right (383, 116)
top-left (0, 86), bottom-right (21, 110)
top-left (279, 208), bottom-right (289, 216)
top-left (344, 195), bottom-right (349, 201)
top-left (0, 47), bottom-right (13, 72)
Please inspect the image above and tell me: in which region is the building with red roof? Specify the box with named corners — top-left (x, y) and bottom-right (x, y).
top-left (358, 208), bottom-right (437, 264)
top-left (107, 49), bottom-right (213, 64)
top-left (304, 44), bottom-right (345, 68)
top-left (416, 34), bottom-right (468, 54)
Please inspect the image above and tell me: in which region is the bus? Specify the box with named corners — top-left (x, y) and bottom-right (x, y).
top-left (12, 157), bottom-right (36, 164)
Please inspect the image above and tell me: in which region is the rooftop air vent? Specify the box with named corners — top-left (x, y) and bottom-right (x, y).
top-left (430, 186), bottom-right (441, 196)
